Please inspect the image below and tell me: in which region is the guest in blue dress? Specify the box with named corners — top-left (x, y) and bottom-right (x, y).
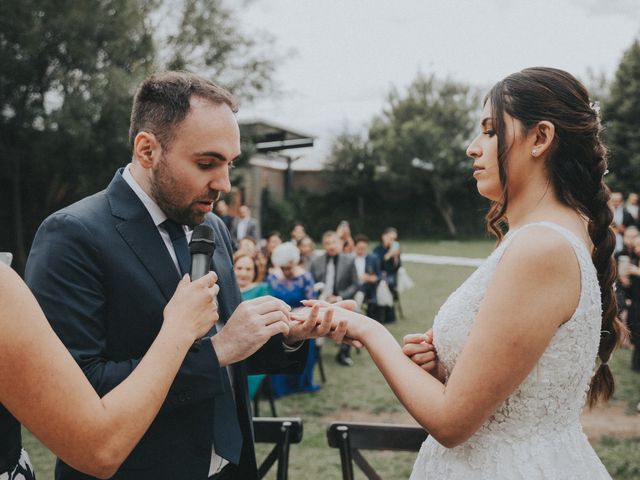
top-left (266, 243), bottom-right (320, 397)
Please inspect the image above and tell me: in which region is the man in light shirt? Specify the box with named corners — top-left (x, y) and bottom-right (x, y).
top-left (231, 205), bottom-right (258, 248)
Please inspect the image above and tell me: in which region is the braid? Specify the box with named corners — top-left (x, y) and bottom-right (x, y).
top-left (584, 146), bottom-right (625, 407)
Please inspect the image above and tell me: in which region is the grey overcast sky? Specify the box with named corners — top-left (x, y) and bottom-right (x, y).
top-left (231, 0), bottom-right (639, 146)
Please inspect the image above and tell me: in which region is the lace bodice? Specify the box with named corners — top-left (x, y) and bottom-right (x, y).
top-left (410, 222), bottom-right (611, 479)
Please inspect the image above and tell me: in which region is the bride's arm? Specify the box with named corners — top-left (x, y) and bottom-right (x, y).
top-left (340, 229), bottom-right (581, 447)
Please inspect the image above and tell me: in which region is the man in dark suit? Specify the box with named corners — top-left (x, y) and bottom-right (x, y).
top-left (309, 231), bottom-right (359, 366)
top-left (230, 205), bottom-right (258, 248)
top-left (353, 235), bottom-right (381, 320)
top-left (25, 72), bottom-right (334, 480)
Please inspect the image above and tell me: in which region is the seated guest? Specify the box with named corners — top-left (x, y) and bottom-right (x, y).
top-left (262, 230), bottom-right (283, 273)
top-left (353, 235), bottom-right (381, 319)
top-left (234, 250), bottom-right (270, 300)
top-left (238, 236), bottom-right (259, 257)
top-left (267, 243), bottom-right (315, 309)
top-left (310, 231), bottom-right (359, 366)
top-left (237, 236), bottom-right (267, 282)
top-left (373, 227), bottom-right (401, 324)
top-left (266, 243), bottom-right (319, 396)
top-left (337, 220), bottom-right (355, 255)
top-left (297, 235), bottom-right (316, 271)
top-left (610, 192), bottom-right (635, 253)
top-left (290, 221), bottom-right (307, 243)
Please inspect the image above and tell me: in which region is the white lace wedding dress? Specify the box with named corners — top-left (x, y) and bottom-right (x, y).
top-left (410, 222), bottom-right (612, 479)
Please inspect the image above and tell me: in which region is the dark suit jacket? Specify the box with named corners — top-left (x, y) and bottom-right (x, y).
top-left (359, 254), bottom-right (381, 303)
top-left (309, 253), bottom-right (359, 300)
top-left (25, 170), bottom-right (307, 480)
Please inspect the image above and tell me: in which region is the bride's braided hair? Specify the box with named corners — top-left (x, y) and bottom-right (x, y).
top-left (485, 67), bottom-right (625, 406)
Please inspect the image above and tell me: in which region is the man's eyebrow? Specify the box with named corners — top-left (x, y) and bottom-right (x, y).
top-left (194, 151), bottom-right (231, 162)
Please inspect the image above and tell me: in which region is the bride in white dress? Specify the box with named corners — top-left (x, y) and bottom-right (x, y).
top-left (297, 67), bottom-right (626, 479)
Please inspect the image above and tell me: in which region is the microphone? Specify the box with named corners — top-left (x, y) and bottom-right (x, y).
top-left (189, 224), bottom-right (215, 352)
top-left (190, 224), bottom-right (215, 280)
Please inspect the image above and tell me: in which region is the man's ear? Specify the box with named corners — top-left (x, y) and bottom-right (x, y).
top-left (133, 131), bottom-right (161, 169)
top-left (531, 120), bottom-right (555, 158)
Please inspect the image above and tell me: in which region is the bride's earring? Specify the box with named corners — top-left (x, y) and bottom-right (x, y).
top-left (531, 148), bottom-right (538, 156)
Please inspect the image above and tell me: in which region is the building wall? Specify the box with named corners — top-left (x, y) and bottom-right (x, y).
top-left (293, 171), bottom-right (329, 193)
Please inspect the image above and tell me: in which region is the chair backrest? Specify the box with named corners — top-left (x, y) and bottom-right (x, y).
top-left (253, 417), bottom-right (303, 480)
top-left (326, 421), bottom-right (428, 480)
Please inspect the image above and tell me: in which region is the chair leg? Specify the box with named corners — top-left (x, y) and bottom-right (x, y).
top-left (276, 422), bottom-right (292, 480)
top-left (396, 296), bottom-right (405, 319)
top-left (336, 426), bottom-right (354, 480)
top-left (268, 388), bottom-right (277, 417)
top-left (315, 345), bottom-right (326, 383)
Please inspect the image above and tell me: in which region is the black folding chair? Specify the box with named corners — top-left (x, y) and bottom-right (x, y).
top-left (252, 375), bottom-right (278, 417)
top-left (315, 340), bottom-right (327, 382)
top-left (326, 422), bottom-right (428, 480)
top-left (253, 417), bottom-right (303, 480)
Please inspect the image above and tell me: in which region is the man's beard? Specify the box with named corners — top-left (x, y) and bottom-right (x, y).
top-left (150, 155), bottom-right (219, 227)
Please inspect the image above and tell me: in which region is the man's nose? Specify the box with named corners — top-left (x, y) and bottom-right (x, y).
top-left (210, 168), bottom-right (231, 193)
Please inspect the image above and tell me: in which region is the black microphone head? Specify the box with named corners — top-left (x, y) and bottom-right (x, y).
top-left (190, 224), bottom-right (215, 256)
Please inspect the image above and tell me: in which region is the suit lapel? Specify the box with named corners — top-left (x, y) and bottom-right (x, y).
top-left (205, 217), bottom-right (242, 324)
top-left (107, 170), bottom-right (180, 301)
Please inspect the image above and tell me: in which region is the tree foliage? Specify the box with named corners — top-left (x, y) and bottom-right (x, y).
top-left (0, 0), bottom-right (277, 271)
top-left (324, 74), bottom-right (483, 238)
top-left (604, 39), bottom-right (640, 193)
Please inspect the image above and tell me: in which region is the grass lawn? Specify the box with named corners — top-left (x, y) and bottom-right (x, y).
top-left (22, 239), bottom-right (640, 479)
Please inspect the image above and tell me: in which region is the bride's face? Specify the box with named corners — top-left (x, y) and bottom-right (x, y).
top-left (466, 101), bottom-right (529, 202)
top-left (467, 102), bottom-right (501, 201)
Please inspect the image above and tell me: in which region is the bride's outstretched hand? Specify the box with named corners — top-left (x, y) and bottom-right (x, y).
top-left (402, 329), bottom-right (440, 376)
top-left (292, 299), bottom-right (367, 348)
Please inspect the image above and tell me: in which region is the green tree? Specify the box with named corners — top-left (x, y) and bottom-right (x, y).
top-left (0, 0), bottom-right (156, 270)
top-left (369, 74), bottom-right (479, 237)
top-left (324, 132), bottom-right (377, 221)
top-left (0, 0), bottom-right (278, 271)
top-left (604, 39), bottom-right (640, 192)
top-left (159, 0), bottom-right (279, 101)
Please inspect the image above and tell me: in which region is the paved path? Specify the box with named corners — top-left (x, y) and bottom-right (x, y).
top-left (401, 253), bottom-right (484, 268)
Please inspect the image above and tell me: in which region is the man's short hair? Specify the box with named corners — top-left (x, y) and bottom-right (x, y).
top-left (322, 230), bottom-right (338, 242)
top-left (129, 71), bottom-right (238, 150)
top-left (354, 234), bottom-right (369, 245)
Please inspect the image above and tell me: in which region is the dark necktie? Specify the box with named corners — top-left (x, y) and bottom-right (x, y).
top-left (163, 219), bottom-right (243, 463)
top-left (162, 219), bottom-right (190, 275)
top-left (211, 329), bottom-right (243, 464)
